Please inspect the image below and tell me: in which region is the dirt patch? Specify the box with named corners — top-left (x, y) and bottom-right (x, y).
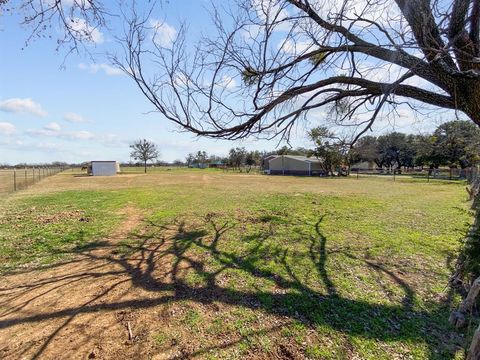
top-left (0, 208), bottom-right (90, 225)
top-left (112, 205), bottom-right (144, 239)
top-left (0, 205), bottom-right (146, 359)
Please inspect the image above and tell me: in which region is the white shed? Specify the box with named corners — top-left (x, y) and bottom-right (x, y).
top-left (90, 161), bottom-right (118, 176)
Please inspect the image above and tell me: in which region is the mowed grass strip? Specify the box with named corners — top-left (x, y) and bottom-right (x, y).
top-left (0, 170), bottom-right (474, 359)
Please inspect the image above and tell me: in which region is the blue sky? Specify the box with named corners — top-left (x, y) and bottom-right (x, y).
top-left (0, 1), bottom-right (457, 164)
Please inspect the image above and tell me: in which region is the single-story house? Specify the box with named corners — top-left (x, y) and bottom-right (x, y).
top-left (88, 161), bottom-right (119, 176)
top-left (267, 155), bottom-right (325, 176)
top-left (208, 161), bottom-right (226, 168)
top-left (189, 163), bottom-right (208, 169)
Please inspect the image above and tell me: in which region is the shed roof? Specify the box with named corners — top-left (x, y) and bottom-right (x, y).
top-left (269, 155), bottom-right (321, 163)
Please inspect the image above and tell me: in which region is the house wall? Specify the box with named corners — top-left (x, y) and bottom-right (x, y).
top-left (309, 161), bottom-right (324, 175)
top-left (91, 162), bottom-right (117, 176)
top-left (268, 156), bottom-right (326, 176)
top-left (262, 155), bottom-right (277, 170)
top-left (269, 156), bottom-right (309, 175)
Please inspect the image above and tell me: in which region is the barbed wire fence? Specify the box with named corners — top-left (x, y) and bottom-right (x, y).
top-left (350, 167), bottom-right (480, 182)
top-left (0, 167), bottom-right (66, 196)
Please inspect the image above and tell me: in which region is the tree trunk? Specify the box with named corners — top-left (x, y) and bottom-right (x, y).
top-left (450, 276), bottom-right (480, 328)
top-left (467, 324), bottom-right (480, 360)
top-left (450, 276), bottom-right (480, 358)
top-left (144, 161), bottom-right (147, 173)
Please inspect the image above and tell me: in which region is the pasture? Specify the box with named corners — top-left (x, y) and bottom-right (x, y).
top-left (0, 169), bottom-right (475, 359)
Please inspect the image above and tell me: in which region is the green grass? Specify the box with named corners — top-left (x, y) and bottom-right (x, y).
top-left (0, 170), bottom-right (474, 358)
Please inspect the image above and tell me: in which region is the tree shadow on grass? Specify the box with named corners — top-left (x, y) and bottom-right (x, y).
top-left (0, 215), bottom-right (463, 359)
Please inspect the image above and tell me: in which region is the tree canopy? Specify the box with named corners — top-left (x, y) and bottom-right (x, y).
top-left (351, 120), bottom-right (480, 169)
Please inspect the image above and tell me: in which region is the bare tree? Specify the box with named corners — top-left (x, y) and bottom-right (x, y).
top-left (115, 0), bottom-right (480, 145)
top-left (129, 139), bottom-right (159, 173)
top-left (2, 1), bottom-right (109, 56)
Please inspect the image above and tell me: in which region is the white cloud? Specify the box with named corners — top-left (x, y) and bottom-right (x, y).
top-left (306, 0), bottom-right (400, 28)
top-left (278, 39), bottom-right (312, 54)
top-left (26, 122), bottom-right (113, 144)
top-left (78, 63), bottom-right (124, 76)
top-left (63, 112), bottom-right (90, 123)
top-left (37, 142), bottom-right (63, 151)
top-left (44, 122), bottom-right (61, 132)
top-left (0, 98), bottom-right (48, 117)
top-left (27, 122), bottom-right (62, 137)
top-left (252, 0), bottom-right (290, 30)
top-left (98, 133), bottom-right (122, 143)
top-left (218, 75), bottom-right (237, 90)
top-left (150, 19), bottom-right (177, 47)
top-left (62, 0), bottom-right (91, 8)
top-left (0, 122), bottom-right (16, 135)
top-left (66, 130), bottom-right (95, 140)
top-left (173, 73), bottom-right (189, 88)
top-left (70, 17), bottom-right (104, 44)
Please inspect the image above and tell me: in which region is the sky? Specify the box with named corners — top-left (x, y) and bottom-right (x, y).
top-left (0, 1), bottom-right (459, 165)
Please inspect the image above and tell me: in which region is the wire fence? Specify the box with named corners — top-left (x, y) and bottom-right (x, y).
top-left (350, 167), bottom-right (480, 182)
top-left (0, 167), bottom-right (66, 196)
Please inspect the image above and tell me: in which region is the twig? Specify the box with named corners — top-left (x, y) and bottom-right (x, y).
top-left (127, 321), bottom-right (133, 341)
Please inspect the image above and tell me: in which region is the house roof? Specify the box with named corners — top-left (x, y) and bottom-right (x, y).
top-left (263, 154), bottom-right (278, 160)
top-left (268, 155), bottom-right (321, 163)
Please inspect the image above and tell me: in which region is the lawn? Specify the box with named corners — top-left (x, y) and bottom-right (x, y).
top-left (0, 169), bottom-right (475, 359)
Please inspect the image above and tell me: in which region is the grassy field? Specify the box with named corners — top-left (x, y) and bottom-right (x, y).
top-left (0, 168), bottom-right (475, 359)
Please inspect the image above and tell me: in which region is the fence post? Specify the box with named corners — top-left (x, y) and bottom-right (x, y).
top-left (38, 168), bottom-right (40, 181)
top-left (13, 168), bottom-right (17, 192)
top-left (393, 169), bottom-right (396, 182)
top-left (32, 167), bottom-right (35, 184)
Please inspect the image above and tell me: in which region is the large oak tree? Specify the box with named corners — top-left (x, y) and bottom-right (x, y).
top-left (114, 0), bottom-right (480, 145)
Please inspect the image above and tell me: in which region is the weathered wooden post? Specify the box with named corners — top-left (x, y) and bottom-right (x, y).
top-left (13, 168), bottom-right (17, 192)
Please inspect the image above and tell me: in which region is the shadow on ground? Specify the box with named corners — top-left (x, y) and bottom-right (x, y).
top-left (0, 215), bottom-right (463, 359)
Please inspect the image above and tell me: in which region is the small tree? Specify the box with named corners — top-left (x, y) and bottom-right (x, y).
top-left (129, 139), bottom-right (159, 173)
top-left (245, 151), bottom-right (261, 172)
top-left (195, 151), bottom-right (208, 167)
top-left (186, 153), bottom-right (195, 167)
top-left (309, 127), bottom-right (347, 176)
top-left (228, 147), bottom-right (247, 170)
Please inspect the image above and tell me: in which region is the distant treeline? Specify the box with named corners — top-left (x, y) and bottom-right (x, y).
top-left (349, 120), bottom-right (480, 170)
top-left (0, 162), bottom-right (70, 169)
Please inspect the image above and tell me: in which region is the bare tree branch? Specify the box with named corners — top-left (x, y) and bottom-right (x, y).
top-left (112, 0), bottom-right (480, 144)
